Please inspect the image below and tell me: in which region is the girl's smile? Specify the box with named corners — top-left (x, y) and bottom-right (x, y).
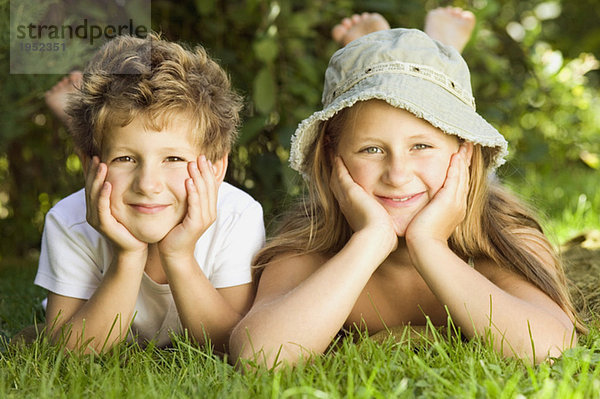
top-left (337, 100), bottom-right (461, 236)
top-left (376, 191), bottom-right (426, 208)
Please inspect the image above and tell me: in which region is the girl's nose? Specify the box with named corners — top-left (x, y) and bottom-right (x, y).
top-left (382, 155), bottom-right (412, 186)
top-left (133, 163), bottom-right (163, 194)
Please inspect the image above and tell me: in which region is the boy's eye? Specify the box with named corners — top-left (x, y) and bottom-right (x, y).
top-left (362, 147), bottom-right (383, 154)
top-left (165, 156), bottom-right (186, 162)
top-left (113, 156), bottom-right (134, 163)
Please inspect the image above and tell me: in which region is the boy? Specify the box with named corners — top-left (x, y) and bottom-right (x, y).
top-left (34, 34), bottom-right (265, 353)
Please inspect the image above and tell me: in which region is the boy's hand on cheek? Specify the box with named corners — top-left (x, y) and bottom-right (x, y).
top-left (158, 155), bottom-right (218, 262)
top-left (85, 156), bottom-right (147, 255)
top-left (405, 144), bottom-right (470, 245)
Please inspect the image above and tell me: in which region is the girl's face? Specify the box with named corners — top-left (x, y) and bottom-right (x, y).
top-left (336, 100), bottom-right (462, 236)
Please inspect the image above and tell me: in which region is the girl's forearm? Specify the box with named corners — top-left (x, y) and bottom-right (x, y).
top-left (407, 239), bottom-right (574, 363)
top-left (230, 230), bottom-right (390, 367)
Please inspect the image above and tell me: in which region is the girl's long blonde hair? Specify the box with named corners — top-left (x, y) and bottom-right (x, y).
top-left (255, 102), bottom-right (585, 333)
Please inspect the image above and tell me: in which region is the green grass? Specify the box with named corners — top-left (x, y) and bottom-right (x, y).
top-left (1, 164), bottom-right (599, 398)
top-left (2, 305), bottom-right (600, 397)
top-left (0, 256), bottom-right (46, 341)
top-left (501, 163), bottom-right (600, 244)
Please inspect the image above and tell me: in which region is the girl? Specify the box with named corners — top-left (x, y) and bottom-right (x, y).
top-left (230, 28), bottom-right (582, 366)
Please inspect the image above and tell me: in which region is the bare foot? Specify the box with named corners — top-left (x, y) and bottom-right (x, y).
top-left (424, 7), bottom-right (475, 52)
top-left (332, 12), bottom-right (390, 47)
top-left (44, 70), bottom-right (83, 126)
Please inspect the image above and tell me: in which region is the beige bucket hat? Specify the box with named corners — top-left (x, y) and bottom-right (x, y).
top-left (289, 28), bottom-right (508, 179)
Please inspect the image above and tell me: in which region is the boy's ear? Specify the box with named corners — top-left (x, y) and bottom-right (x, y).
top-left (211, 155), bottom-right (228, 183)
top-left (80, 154), bottom-right (92, 174)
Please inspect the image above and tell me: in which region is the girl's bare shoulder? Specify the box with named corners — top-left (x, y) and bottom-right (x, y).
top-left (253, 251), bottom-right (332, 304)
top-left (266, 251), bottom-right (330, 276)
top-left (472, 256), bottom-right (505, 284)
top-left (474, 252), bottom-right (549, 294)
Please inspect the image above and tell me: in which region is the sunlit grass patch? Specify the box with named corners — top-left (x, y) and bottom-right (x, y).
top-left (501, 163), bottom-right (600, 244)
top-left (3, 323), bottom-right (600, 398)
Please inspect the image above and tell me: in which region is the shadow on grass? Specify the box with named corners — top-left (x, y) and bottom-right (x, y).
top-left (0, 256), bottom-right (46, 342)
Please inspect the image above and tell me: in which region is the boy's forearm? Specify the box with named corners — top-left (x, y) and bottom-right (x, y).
top-left (162, 255), bottom-right (243, 351)
top-left (49, 251), bottom-right (146, 353)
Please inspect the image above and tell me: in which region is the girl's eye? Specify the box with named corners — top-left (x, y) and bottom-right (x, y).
top-left (165, 156), bottom-right (186, 162)
top-left (363, 147), bottom-right (383, 154)
top-left (113, 156), bottom-right (134, 163)
top-left (413, 144), bottom-right (431, 150)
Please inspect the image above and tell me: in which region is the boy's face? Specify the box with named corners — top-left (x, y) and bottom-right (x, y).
top-left (101, 116), bottom-right (206, 243)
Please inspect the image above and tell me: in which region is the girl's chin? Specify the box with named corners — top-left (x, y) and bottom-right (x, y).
top-left (391, 219), bottom-right (410, 237)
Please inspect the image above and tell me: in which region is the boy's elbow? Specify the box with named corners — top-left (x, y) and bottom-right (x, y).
top-left (45, 320), bottom-right (123, 355)
top-left (48, 329), bottom-right (109, 355)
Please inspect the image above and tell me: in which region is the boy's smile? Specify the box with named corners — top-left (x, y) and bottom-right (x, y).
top-left (129, 204), bottom-right (170, 214)
top-left (101, 116), bottom-right (202, 243)
top-left (337, 100), bottom-right (461, 236)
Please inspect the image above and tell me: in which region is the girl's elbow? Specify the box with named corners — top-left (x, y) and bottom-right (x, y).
top-left (229, 323), bottom-right (255, 362)
top-left (520, 326), bottom-right (577, 364)
top-left (229, 326), bottom-right (303, 369)
top-left (538, 326), bottom-right (577, 363)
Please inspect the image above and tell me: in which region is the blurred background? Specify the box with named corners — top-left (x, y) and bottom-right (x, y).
top-left (0, 0), bottom-right (599, 263)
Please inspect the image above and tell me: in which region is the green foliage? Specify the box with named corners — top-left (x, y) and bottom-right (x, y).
top-left (464, 1), bottom-right (600, 171)
top-left (0, 0), bottom-right (599, 257)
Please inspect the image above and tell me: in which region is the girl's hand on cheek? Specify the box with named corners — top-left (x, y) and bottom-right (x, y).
top-left (405, 144), bottom-right (470, 245)
top-left (158, 155), bottom-right (218, 260)
top-left (330, 156), bottom-right (397, 254)
top-left (85, 156), bottom-right (147, 255)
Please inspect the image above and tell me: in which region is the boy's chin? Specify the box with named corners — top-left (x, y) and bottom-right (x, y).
top-left (120, 219), bottom-right (182, 244)
top-left (130, 229), bottom-right (171, 244)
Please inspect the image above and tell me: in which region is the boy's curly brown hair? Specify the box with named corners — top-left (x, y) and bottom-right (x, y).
top-left (67, 33), bottom-right (242, 162)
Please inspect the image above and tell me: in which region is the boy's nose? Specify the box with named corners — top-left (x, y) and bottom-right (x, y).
top-left (133, 164), bottom-right (163, 194)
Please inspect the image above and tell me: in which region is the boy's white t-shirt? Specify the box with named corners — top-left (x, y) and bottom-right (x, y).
top-left (34, 182), bottom-right (265, 346)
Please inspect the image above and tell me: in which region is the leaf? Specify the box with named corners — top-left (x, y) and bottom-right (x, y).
top-left (238, 116), bottom-right (265, 146)
top-left (253, 67), bottom-right (276, 115)
top-left (195, 0), bottom-right (215, 16)
top-left (579, 151), bottom-right (600, 169)
top-left (277, 126), bottom-right (295, 149)
top-left (252, 37), bottom-right (279, 64)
